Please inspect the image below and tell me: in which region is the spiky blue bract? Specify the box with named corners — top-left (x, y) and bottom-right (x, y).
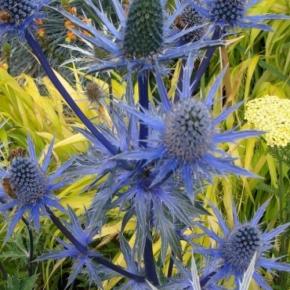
top-left (59, 0), bottom-right (223, 73)
top-left (77, 108), bottom-right (200, 262)
top-left (0, 0), bottom-right (49, 39)
top-left (110, 170), bottom-right (199, 261)
top-left (37, 208), bottom-right (111, 288)
top-left (190, 0), bottom-right (289, 31)
top-left (0, 137), bottom-right (73, 239)
top-left (116, 57), bottom-right (262, 195)
top-left (118, 236), bottom-right (151, 290)
top-left (160, 255), bottom-right (225, 290)
top-left (196, 201), bottom-right (290, 289)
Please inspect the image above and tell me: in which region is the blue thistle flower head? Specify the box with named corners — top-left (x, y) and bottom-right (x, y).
top-left (0, 0), bottom-right (49, 38)
top-left (38, 208), bottom-right (111, 288)
top-left (0, 137), bottom-right (74, 239)
top-left (117, 56), bottom-right (262, 195)
top-left (75, 107), bottom-right (201, 262)
top-left (59, 0), bottom-right (222, 73)
top-left (190, 0), bottom-right (289, 31)
top-left (196, 200), bottom-right (290, 289)
top-left (220, 224), bottom-right (261, 274)
top-left (174, 5), bottom-right (207, 44)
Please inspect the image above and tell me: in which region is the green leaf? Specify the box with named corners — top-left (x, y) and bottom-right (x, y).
top-left (6, 275), bottom-right (37, 290)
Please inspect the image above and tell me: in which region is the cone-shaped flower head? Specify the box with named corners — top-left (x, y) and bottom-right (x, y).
top-left (0, 137), bottom-right (73, 239)
top-left (59, 0), bottom-right (222, 73)
top-left (190, 0), bottom-right (289, 30)
top-left (117, 56), bottom-right (262, 195)
top-left (196, 201), bottom-right (290, 289)
top-left (210, 0), bottom-right (245, 26)
top-left (220, 224), bottom-right (261, 273)
top-left (8, 156), bottom-right (48, 205)
top-left (0, 0), bottom-right (49, 38)
top-left (175, 5), bottom-right (207, 43)
top-left (123, 0), bottom-right (163, 58)
top-left (163, 98), bottom-right (213, 163)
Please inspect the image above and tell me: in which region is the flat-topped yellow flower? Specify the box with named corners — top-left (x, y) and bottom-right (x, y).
top-left (245, 96), bottom-right (290, 147)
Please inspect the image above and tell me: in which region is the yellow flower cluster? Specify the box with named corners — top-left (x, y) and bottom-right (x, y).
top-left (245, 96), bottom-right (290, 147)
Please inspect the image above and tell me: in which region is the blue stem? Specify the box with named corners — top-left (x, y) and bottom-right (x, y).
top-left (24, 30), bottom-right (117, 155)
top-left (138, 71), bottom-right (149, 146)
top-left (45, 206), bottom-right (145, 282)
top-left (137, 71), bottom-right (159, 286)
top-left (190, 26), bottom-right (222, 95)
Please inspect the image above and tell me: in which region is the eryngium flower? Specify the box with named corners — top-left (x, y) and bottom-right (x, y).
top-left (76, 107), bottom-right (197, 260)
top-left (0, 137), bottom-right (73, 239)
top-left (123, 0), bottom-right (163, 58)
top-left (191, 0), bottom-right (289, 30)
top-left (174, 5), bottom-right (207, 43)
top-left (38, 208), bottom-right (108, 288)
top-left (117, 57), bottom-right (261, 195)
top-left (59, 0), bottom-right (220, 72)
top-left (0, 0), bottom-right (49, 38)
top-left (196, 201), bottom-right (290, 288)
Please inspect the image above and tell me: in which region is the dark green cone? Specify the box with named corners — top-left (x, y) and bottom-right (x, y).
top-left (123, 0), bottom-right (163, 58)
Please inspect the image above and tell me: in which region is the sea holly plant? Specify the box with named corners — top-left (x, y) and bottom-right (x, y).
top-left (0, 0), bottom-right (289, 289)
top-left (193, 201), bottom-right (290, 288)
top-left (0, 137), bottom-right (71, 239)
top-left (58, 0), bottom-right (222, 73)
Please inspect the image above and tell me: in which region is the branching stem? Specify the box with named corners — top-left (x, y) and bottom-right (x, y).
top-left (45, 206), bottom-right (145, 282)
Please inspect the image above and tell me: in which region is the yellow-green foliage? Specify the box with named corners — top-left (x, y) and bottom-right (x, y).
top-left (0, 0), bottom-right (289, 288)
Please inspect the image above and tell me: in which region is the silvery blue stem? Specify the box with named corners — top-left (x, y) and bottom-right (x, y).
top-left (45, 206), bottom-right (145, 282)
top-left (191, 27), bottom-right (222, 95)
top-left (138, 71), bottom-right (159, 286)
top-left (24, 30), bottom-right (117, 155)
top-left (138, 71), bottom-right (149, 146)
top-left (22, 217), bottom-right (34, 276)
top-left (200, 271), bottom-right (217, 287)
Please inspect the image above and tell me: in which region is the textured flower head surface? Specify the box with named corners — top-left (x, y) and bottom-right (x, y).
top-left (38, 208), bottom-right (108, 287)
top-left (245, 95), bottom-right (290, 147)
top-left (0, 137), bottom-right (73, 239)
top-left (190, 0), bottom-right (289, 30)
top-left (0, 0), bottom-right (49, 38)
top-left (174, 4), bottom-right (207, 44)
top-left (117, 56), bottom-right (261, 195)
top-left (196, 201), bottom-right (290, 289)
top-left (59, 0), bottom-right (222, 73)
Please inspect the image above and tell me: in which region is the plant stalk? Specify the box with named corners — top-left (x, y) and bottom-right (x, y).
top-left (45, 206), bottom-right (145, 282)
top-left (22, 217), bottom-right (34, 276)
top-left (277, 161), bottom-right (290, 287)
top-left (191, 27), bottom-right (222, 95)
top-left (138, 71), bottom-right (149, 146)
top-left (24, 30), bottom-right (117, 155)
top-left (138, 71), bottom-right (159, 286)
